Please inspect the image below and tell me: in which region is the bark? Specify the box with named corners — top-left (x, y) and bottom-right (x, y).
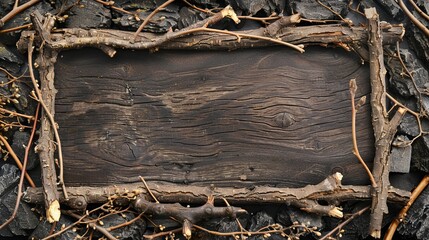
top-left (23, 173), bottom-right (410, 214)
top-left (17, 16), bottom-right (404, 52)
top-left (365, 8), bottom-right (406, 238)
top-left (32, 42), bottom-right (60, 223)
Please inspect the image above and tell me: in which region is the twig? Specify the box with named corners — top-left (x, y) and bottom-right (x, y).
top-left (24, 173), bottom-right (411, 210)
top-left (133, 0), bottom-right (176, 41)
top-left (384, 175), bottom-right (429, 240)
top-left (93, 0), bottom-right (133, 15)
top-left (192, 223), bottom-right (316, 237)
top-left (238, 14), bottom-right (281, 24)
top-left (42, 203), bottom-right (110, 240)
top-left (316, 0), bottom-right (349, 24)
top-left (139, 176), bottom-right (159, 203)
top-left (65, 211), bottom-right (118, 240)
top-left (397, 0), bottom-right (429, 37)
top-left (0, 135), bottom-right (36, 187)
top-left (409, 0), bottom-right (429, 22)
top-left (365, 8), bottom-right (406, 238)
top-left (349, 79), bottom-right (376, 187)
top-left (0, 0), bottom-right (40, 28)
top-left (395, 41), bottom-right (425, 117)
top-left (106, 212), bottom-right (144, 231)
top-left (0, 103), bottom-right (39, 230)
top-left (133, 197), bottom-right (247, 224)
top-left (0, 107), bottom-right (35, 120)
top-left (144, 227), bottom-right (182, 239)
top-left (182, 0), bottom-right (212, 14)
top-left (300, 18), bottom-right (342, 23)
top-left (172, 27), bottom-right (305, 52)
top-left (27, 33), bottom-right (68, 200)
top-left (386, 93), bottom-right (428, 143)
top-left (320, 206), bottom-right (370, 240)
top-left (0, 23), bottom-right (32, 34)
top-left (14, 0), bottom-right (19, 9)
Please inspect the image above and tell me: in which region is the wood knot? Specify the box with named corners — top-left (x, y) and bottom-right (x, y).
top-left (274, 112), bottom-right (295, 128)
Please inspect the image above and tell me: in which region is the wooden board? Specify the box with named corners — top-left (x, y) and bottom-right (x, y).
top-left (54, 46), bottom-right (374, 187)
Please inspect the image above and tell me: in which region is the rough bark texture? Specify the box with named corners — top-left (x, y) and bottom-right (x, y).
top-left (17, 22), bottom-right (404, 52)
top-left (32, 42), bottom-right (60, 223)
top-left (23, 173), bottom-right (410, 211)
top-left (365, 8), bottom-right (406, 238)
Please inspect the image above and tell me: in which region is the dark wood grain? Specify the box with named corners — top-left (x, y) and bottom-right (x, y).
top-left (54, 46), bottom-right (374, 187)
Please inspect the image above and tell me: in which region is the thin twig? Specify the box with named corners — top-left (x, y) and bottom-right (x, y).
top-left (320, 206), bottom-right (370, 240)
top-left (133, 0), bottom-right (175, 41)
top-left (386, 93), bottom-right (428, 144)
top-left (0, 0), bottom-right (40, 28)
top-left (106, 212), bottom-right (144, 231)
top-left (144, 227), bottom-right (183, 239)
top-left (93, 0), bottom-right (133, 15)
top-left (139, 176), bottom-right (159, 203)
top-left (349, 79), bottom-right (377, 187)
top-left (395, 41), bottom-right (425, 117)
top-left (0, 103), bottom-right (39, 230)
top-left (27, 34), bottom-right (68, 199)
top-left (42, 203), bottom-right (110, 240)
top-left (14, 0), bottom-right (19, 9)
top-left (300, 18), bottom-right (342, 23)
top-left (174, 27), bottom-right (305, 52)
top-left (0, 23), bottom-right (32, 34)
top-left (316, 0), bottom-right (349, 24)
top-left (409, 0), bottom-right (429, 22)
top-left (384, 175), bottom-right (429, 240)
top-left (0, 135), bottom-right (36, 187)
top-left (397, 0), bottom-right (429, 37)
top-left (65, 211), bottom-right (118, 240)
top-left (192, 223), bottom-right (314, 237)
top-left (0, 107), bottom-right (35, 119)
top-left (182, 0), bottom-right (212, 14)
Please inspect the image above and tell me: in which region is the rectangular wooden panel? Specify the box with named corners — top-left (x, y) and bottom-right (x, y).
top-left (55, 46), bottom-right (374, 187)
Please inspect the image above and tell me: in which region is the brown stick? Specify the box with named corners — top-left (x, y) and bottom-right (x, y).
top-left (349, 79), bottom-right (376, 187)
top-left (384, 175), bottom-right (429, 240)
top-left (0, 135), bottom-right (35, 187)
top-left (0, 23), bottom-right (32, 34)
top-left (28, 13), bottom-right (68, 200)
top-left (23, 173), bottom-right (410, 212)
top-left (409, 0), bottom-right (429, 22)
top-left (398, 0), bottom-right (429, 37)
top-left (365, 8), bottom-right (407, 238)
top-left (0, 0), bottom-right (40, 28)
top-left (0, 103), bottom-right (39, 230)
top-left (320, 206), bottom-right (370, 240)
top-left (133, 0), bottom-right (176, 41)
top-left (28, 33), bottom-right (62, 223)
top-left (0, 107), bottom-right (34, 119)
top-left (64, 211), bottom-right (118, 240)
top-left (18, 21), bottom-right (403, 52)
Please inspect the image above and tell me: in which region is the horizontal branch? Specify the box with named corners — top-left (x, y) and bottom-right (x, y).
top-left (18, 21), bottom-right (404, 52)
top-left (24, 173), bottom-right (410, 214)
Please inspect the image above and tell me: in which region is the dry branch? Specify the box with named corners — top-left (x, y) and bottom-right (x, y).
top-left (17, 16), bottom-right (404, 52)
top-left (133, 196), bottom-right (246, 239)
top-left (384, 175), bottom-right (429, 240)
top-left (365, 8), bottom-right (406, 238)
top-left (23, 173), bottom-right (410, 214)
top-left (27, 33), bottom-right (62, 223)
top-left (0, 0), bottom-right (40, 28)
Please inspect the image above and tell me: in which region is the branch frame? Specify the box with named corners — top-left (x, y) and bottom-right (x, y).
top-left (20, 8), bottom-right (409, 237)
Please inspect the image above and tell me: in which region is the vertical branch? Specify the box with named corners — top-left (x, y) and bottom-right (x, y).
top-left (365, 8), bottom-right (406, 238)
top-left (28, 34), bottom-right (61, 223)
